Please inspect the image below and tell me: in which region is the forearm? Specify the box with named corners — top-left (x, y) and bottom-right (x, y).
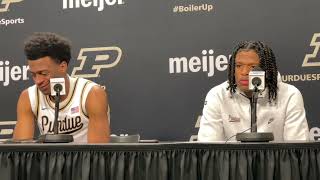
top-left (87, 117), bottom-right (110, 143)
top-left (13, 122), bottom-right (34, 140)
top-left (87, 127), bottom-right (110, 143)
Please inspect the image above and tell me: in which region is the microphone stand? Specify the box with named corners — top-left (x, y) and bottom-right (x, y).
top-left (236, 87), bottom-right (274, 142)
top-left (251, 87), bottom-right (258, 133)
top-left (38, 84), bottom-right (73, 143)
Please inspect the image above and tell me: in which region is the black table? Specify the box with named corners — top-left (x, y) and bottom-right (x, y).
top-left (0, 142), bottom-right (319, 180)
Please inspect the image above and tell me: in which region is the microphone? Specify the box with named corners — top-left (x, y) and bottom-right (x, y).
top-left (53, 83), bottom-right (62, 92)
top-left (252, 77), bottom-right (261, 87)
top-left (50, 78), bottom-right (66, 96)
top-left (249, 66), bottom-right (265, 91)
top-left (38, 77), bottom-right (73, 143)
top-left (235, 66), bottom-right (274, 142)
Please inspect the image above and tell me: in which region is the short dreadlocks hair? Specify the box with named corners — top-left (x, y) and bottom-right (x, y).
top-left (227, 41), bottom-right (278, 102)
top-left (24, 32), bottom-right (71, 64)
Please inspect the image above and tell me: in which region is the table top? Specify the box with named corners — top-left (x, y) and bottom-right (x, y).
top-left (0, 141), bottom-right (319, 152)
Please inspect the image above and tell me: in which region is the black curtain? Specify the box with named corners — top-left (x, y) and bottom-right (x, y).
top-left (0, 143), bottom-right (319, 180)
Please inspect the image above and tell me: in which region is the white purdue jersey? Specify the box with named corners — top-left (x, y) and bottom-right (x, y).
top-left (28, 76), bottom-right (99, 143)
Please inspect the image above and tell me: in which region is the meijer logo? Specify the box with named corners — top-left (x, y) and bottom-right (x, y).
top-left (0, 0), bottom-right (23, 12)
top-left (71, 47), bottom-right (122, 78)
top-left (310, 127), bottom-right (320, 141)
top-left (169, 50), bottom-right (230, 77)
top-left (63, 0), bottom-right (124, 12)
top-left (0, 60), bottom-right (29, 86)
top-left (302, 33), bottom-right (320, 67)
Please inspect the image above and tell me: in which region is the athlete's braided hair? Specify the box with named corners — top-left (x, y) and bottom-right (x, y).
top-left (227, 41), bottom-right (278, 102)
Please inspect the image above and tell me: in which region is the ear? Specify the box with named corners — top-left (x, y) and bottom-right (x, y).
top-left (59, 61), bottom-right (68, 73)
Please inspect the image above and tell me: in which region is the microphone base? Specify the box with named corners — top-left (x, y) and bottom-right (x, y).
top-left (236, 132), bottom-right (274, 142)
top-left (38, 134), bottom-right (74, 143)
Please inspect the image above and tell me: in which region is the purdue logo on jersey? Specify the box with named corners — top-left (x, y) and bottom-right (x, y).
top-left (41, 115), bottom-right (83, 134)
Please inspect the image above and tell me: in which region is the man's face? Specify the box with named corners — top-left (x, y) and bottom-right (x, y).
top-left (235, 50), bottom-right (260, 94)
top-left (28, 56), bottom-right (67, 95)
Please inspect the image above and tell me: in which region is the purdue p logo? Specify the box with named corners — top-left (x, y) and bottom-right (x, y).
top-left (71, 47), bottom-right (122, 78)
top-left (302, 33), bottom-right (320, 67)
top-left (0, 0), bottom-right (23, 12)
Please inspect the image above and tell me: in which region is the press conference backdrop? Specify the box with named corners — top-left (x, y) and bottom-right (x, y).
top-left (0, 0), bottom-right (320, 141)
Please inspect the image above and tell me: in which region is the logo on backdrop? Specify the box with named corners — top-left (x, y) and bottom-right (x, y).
top-left (169, 49), bottom-right (230, 77)
top-left (71, 46), bottom-right (122, 78)
top-left (0, 0), bottom-right (23, 12)
top-left (0, 60), bottom-right (29, 86)
top-left (310, 127), bottom-right (320, 141)
top-left (172, 1), bottom-right (214, 14)
top-left (0, 0), bottom-right (25, 26)
top-left (0, 121), bottom-right (16, 140)
top-left (302, 33), bottom-right (320, 67)
top-left (189, 115), bottom-right (201, 141)
top-left (282, 33), bottom-right (320, 82)
top-left (62, 0), bottom-right (125, 12)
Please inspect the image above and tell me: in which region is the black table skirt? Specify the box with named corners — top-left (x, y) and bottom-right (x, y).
top-left (0, 142), bottom-right (319, 180)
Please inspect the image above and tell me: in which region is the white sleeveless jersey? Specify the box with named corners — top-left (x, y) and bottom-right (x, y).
top-left (28, 77), bottom-right (98, 143)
